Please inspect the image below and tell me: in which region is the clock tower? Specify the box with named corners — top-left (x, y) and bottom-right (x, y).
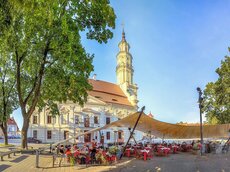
top-left (116, 29), bottom-right (138, 108)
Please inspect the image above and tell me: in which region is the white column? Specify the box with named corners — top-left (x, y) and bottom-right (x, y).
top-left (38, 112), bottom-right (40, 125)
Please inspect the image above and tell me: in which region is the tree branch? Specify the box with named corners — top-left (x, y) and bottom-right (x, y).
top-left (5, 80), bottom-right (16, 106)
top-left (15, 48), bottom-right (26, 116)
top-left (27, 39), bottom-right (51, 119)
top-left (23, 75), bottom-right (38, 105)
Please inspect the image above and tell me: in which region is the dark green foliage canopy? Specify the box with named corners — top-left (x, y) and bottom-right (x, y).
top-left (0, 0), bottom-right (116, 115)
top-left (0, 0), bottom-right (116, 147)
top-left (203, 51), bottom-right (230, 124)
top-left (0, 55), bottom-right (18, 122)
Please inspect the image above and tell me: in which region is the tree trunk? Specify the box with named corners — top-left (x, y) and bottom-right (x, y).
top-left (0, 122), bottom-right (8, 145)
top-left (3, 125), bottom-right (8, 145)
top-left (21, 117), bottom-right (29, 149)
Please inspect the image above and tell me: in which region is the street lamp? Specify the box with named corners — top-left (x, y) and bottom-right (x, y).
top-left (113, 130), bottom-right (118, 146)
top-left (101, 132), bottom-right (104, 147)
top-left (197, 87), bottom-right (204, 155)
top-left (148, 131), bottom-right (151, 142)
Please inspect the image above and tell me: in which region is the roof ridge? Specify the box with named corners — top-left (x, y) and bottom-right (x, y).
top-left (89, 79), bottom-right (117, 85)
top-left (90, 90), bottom-right (128, 98)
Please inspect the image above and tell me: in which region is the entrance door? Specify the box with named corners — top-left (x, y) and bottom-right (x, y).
top-left (117, 131), bottom-right (124, 143)
top-left (64, 130), bottom-right (69, 140)
top-left (100, 135), bottom-right (104, 145)
top-left (33, 130), bottom-right (37, 139)
top-left (84, 130), bottom-right (91, 143)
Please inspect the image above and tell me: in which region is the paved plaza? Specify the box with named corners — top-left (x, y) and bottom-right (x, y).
top-left (0, 149), bottom-right (229, 172)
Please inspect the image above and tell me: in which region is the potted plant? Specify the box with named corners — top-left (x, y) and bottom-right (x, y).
top-left (96, 151), bottom-right (107, 165)
top-left (108, 146), bottom-right (118, 155)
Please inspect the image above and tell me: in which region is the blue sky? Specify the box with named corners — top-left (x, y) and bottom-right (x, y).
top-left (13, 0), bottom-right (230, 129)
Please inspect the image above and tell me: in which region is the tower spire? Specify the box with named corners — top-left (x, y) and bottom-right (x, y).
top-left (116, 26), bottom-right (138, 108)
top-left (121, 22), bottom-right (126, 41)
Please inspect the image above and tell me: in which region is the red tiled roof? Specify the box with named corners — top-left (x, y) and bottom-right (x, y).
top-left (88, 79), bottom-right (133, 107)
top-left (7, 117), bottom-right (19, 131)
top-left (7, 118), bottom-right (17, 125)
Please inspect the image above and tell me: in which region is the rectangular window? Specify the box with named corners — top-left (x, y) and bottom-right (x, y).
top-left (64, 130), bottom-right (69, 140)
top-left (33, 130), bottom-right (38, 139)
top-left (47, 116), bottom-right (52, 124)
top-left (106, 132), bottom-right (110, 140)
top-left (84, 117), bottom-right (90, 127)
top-left (53, 117), bottom-right (56, 124)
top-left (33, 116), bottom-right (38, 124)
top-left (106, 117), bottom-right (110, 125)
top-left (118, 131), bottom-right (122, 139)
top-left (62, 115), bottom-right (66, 124)
top-left (47, 130), bottom-right (52, 139)
top-left (94, 116), bottom-right (98, 124)
top-left (75, 115), bottom-right (79, 124)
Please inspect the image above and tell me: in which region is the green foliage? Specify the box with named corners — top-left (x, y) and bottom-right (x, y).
top-left (96, 151), bottom-right (108, 165)
top-left (0, 49), bottom-right (18, 123)
top-left (0, 0), bottom-right (116, 147)
top-left (203, 51), bottom-right (230, 124)
top-left (0, 0), bottom-right (116, 113)
top-left (0, 0), bottom-right (12, 33)
top-left (108, 145), bottom-right (118, 155)
top-left (0, 42), bottom-right (18, 145)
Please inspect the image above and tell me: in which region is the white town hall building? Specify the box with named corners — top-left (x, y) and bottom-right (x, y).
top-left (28, 30), bottom-right (142, 144)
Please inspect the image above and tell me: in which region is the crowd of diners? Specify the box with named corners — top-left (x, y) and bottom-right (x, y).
top-left (53, 139), bottom-right (229, 166)
top-left (54, 139), bottom-right (119, 166)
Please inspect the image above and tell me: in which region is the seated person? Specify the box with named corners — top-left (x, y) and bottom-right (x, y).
top-left (90, 147), bottom-right (97, 163)
top-left (65, 148), bottom-right (72, 157)
top-left (59, 145), bottom-right (65, 155)
top-left (105, 148), bottom-right (112, 157)
top-left (92, 139), bottom-right (97, 148)
top-left (79, 155), bottom-right (86, 164)
top-left (73, 145), bottom-right (79, 152)
top-left (81, 145), bottom-right (89, 154)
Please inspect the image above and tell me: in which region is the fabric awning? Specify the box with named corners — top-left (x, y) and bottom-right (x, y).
top-left (83, 112), bottom-right (230, 139)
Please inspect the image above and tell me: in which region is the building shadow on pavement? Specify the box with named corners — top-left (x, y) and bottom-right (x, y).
top-left (10, 155), bottom-right (29, 163)
top-left (0, 164), bottom-right (11, 171)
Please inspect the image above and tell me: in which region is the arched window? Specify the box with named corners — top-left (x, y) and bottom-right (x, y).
top-left (84, 115), bottom-right (90, 127)
top-left (75, 115), bottom-right (79, 124)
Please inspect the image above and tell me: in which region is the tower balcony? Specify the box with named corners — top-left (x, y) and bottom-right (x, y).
top-left (116, 64), bottom-right (133, 71)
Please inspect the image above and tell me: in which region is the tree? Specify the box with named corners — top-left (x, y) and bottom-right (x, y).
top-left (203, 51), bottom-right (230, 124)
top-left (0, 50), bottom-right (18, 145)
top-left (0, 0), bottom-right (11, 32)
top-left (0, 0), bottom-right (116, 148)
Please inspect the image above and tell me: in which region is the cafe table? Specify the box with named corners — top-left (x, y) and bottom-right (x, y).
top-left (160, 147), bottom-right (170, 156)
top-left (171, 145), bottom-right (179, 153)
top-left (140, 149), bottom-right (150, 161)
top-left (125, 148), bottom-right (133, 157)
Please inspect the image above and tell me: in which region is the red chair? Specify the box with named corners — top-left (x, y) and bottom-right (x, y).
top-left (163, 148), bottom-right (170, 156)
top-left (125, 149), bottom-right (131, 157)
top-left (156, 148), bottom-right (164, 156)
top-left (102, 151), bottom-right (107, 156)
top-left (85, 155), bottom-right (91, 167)
top-left (172, 146), bottom-right (178, 154)
top-left (111, 155), bottom-right (116, 162)
top-left (74, 151), bottom-right (80, 157)
top-left (106, 155), bottom-right (117, 164)
top-left (65, 152), bottom-right (72, 163)
top-left (147, 150), bottom-right (153, 159)
top-left (142, 151), bottom-right (148, 161)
